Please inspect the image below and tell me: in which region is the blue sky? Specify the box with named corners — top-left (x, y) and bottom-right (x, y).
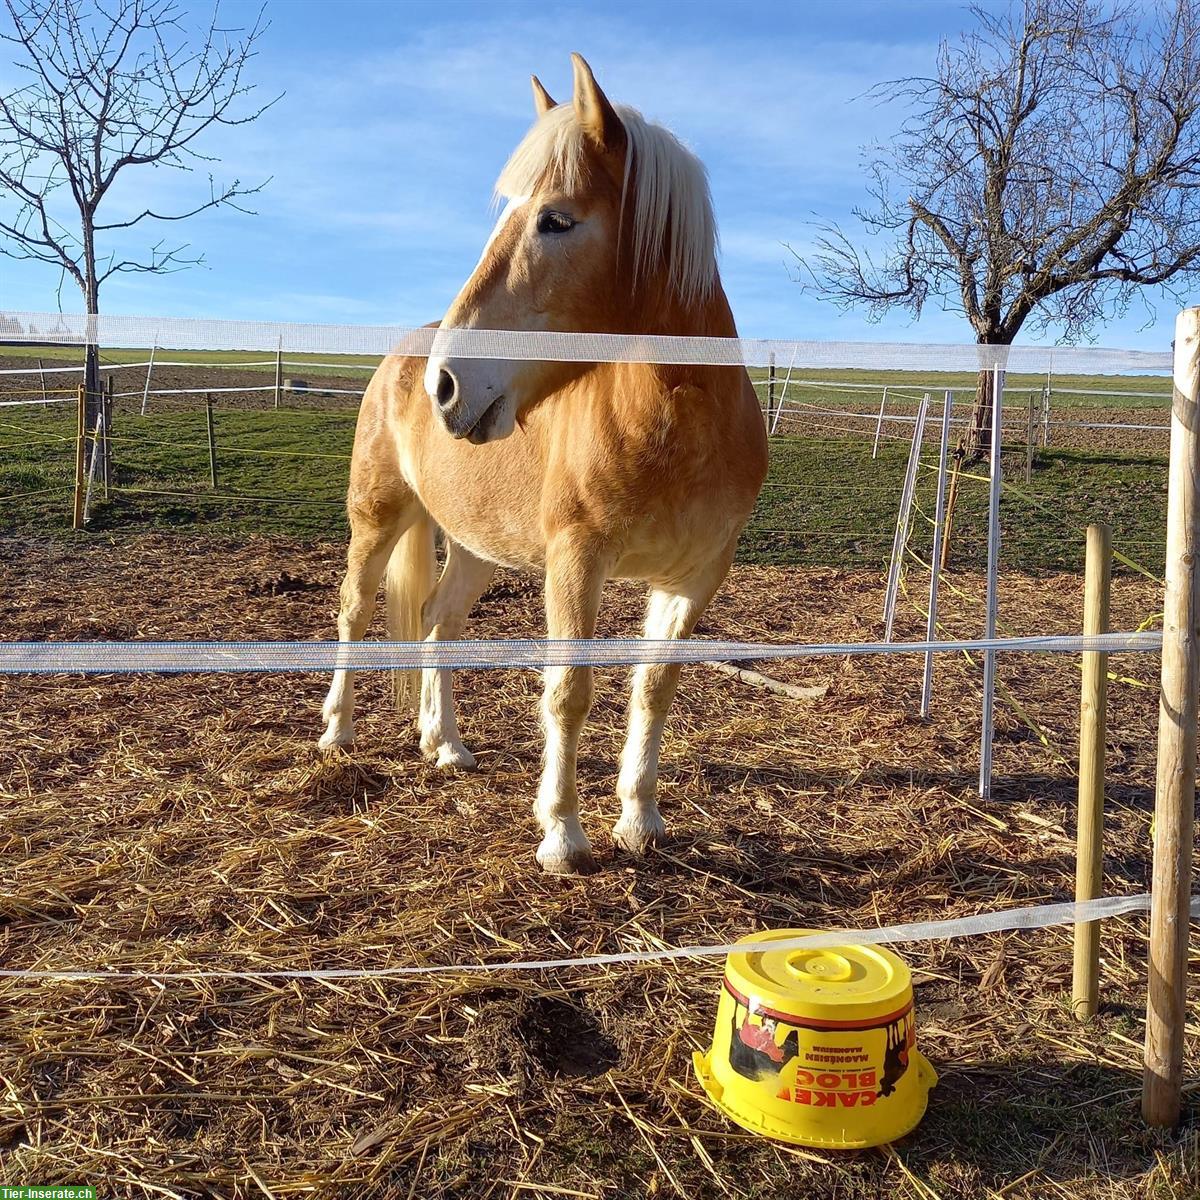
top-left (0, 0), bottom-right (1185, 351)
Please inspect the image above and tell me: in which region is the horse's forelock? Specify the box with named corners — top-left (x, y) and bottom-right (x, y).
top-left (494, 103), bottom-right (717, 306)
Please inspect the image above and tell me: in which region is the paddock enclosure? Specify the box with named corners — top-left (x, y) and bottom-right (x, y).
top-left (0, 316), bottom-right (1197, 1198)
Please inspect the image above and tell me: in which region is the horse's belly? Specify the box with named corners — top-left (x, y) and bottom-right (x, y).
top-left (613, 506), bottom-right (747, 582)
top-left (416, 469), bottom-right (546, 571)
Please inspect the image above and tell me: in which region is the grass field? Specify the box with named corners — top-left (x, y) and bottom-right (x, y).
top-left (0, 393), bottom-right (1170, 577)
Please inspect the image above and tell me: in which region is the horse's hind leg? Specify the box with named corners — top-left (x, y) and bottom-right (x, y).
top-left (613, 543), bottom-right (737, 853)
top-left (319, 499), bottom-right (414, 749)
top-left (419, 540), bottom-right (495, 769)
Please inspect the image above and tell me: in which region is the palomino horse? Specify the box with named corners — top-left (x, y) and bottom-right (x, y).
top-left (320, 54), bottom-right (767, 874)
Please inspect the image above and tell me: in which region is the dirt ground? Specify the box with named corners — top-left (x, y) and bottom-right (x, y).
top-left (0, 534), bottom-right (1196, 1199)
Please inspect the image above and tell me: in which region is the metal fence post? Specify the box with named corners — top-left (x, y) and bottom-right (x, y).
top-left (921, 391), bottom-right (954, 718)
top-left (872, 386), bottom-right (889, 460)
top-left (979, 362), bottom-right (1005, 800)
top-left (141, 345), bottom-right (157, 417)
top-left (882, 392), bottom-right (930, 642)
top-left (72, 385), bottom-right (86, 530)
top-left (767, 352), bottom-right (775, 428)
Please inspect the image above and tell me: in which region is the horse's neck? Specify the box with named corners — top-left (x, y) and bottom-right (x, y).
top-left (620, 277), bottom-right (741, 397)
top-left (637, 272), bottom-right (739, 339)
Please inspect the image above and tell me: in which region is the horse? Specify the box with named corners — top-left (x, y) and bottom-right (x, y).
top-left (319, 53), bottom-right (768, 874)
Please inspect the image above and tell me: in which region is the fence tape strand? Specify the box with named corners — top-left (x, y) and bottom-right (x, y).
top-left (3, 893), bottom-right (1194, 982)
top-left (0, 311), bottom-right (1174, 373)
top-left (0, 631), bottom-right (1162, 674)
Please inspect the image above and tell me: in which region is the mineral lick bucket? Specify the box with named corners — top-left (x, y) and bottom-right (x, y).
top-left (693, 929), bottom-right (936, 1149)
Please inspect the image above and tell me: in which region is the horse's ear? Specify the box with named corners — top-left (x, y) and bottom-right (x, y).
top-left (570, 53), bottom-right (623, 154)
top-left (531, 75), bottom-right (556, 117)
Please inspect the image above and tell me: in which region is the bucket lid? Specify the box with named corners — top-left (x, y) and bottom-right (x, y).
top-left (725, 928), bottom-right (911, 1024)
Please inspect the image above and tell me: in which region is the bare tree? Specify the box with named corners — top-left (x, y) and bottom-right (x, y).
top-left (796, 0), bottom-right (1200, 454)
top-left (0, 0), bottom-right (274, 441)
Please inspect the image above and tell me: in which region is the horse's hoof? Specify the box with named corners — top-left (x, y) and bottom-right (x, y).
top-left (612, 810), bottom-right (666, 854)
top-left (536, 835), bottom-right (597, 876)
top-left (319, 723), bottom-right (354, 750)
top-left (422, 739), bottom-right (477, 771)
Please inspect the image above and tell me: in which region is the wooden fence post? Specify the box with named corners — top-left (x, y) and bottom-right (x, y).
top-left (1143, 307), bottom-right (1199, 1126)
top-left (205, 392), bottom-right (218, 491)
top-left (38, 357), bottom-right (47, 404)
top-left (767, 352), bottom-right (776, 428)
top-left (1073, 522), bottom-right (1111, 1022)
top-left (1025, 392), bottom-right (1036, 483)
top-left (72, 384), bottom-right (86, 530)
top-left (940, 441), bottom-right (965, 571)
top-left (274, 342), bottom-right (283, 410)
top-left (101, 376), bottom-right (113, 500)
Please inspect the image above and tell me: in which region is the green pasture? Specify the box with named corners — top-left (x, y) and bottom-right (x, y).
top-left (0, 400), bottom-right (1168, 576)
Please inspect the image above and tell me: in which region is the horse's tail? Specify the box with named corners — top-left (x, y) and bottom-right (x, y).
top-left (385, 506), bottom-right (437, 712)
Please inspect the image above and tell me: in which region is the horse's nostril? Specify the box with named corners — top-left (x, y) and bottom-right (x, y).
top-left (436, 369), bottom-right (458, 409)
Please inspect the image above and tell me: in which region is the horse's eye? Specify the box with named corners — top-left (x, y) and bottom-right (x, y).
top-left (536, 209), bottom-right (575, 235)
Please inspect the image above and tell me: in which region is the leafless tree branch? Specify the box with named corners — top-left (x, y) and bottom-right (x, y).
top-left (0, 0), bottom-right (275, 467)
top-left (0, 0), bottom-right (277, 316)
top-left (793, 0), bottom-right (1200, 450)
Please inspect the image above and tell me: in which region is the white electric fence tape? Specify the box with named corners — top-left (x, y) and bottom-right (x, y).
top-left (0, 396), bottom-right (75, 408)
top-left (0, 631), bottom-right (1162, 674)
top-left (1, 311), bottom-right (1174, 373)
top-left (3, 894), bottom-right (1195, 982)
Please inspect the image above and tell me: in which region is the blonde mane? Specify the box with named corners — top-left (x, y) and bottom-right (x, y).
top-left (495, 103), bottom-right (717, 306)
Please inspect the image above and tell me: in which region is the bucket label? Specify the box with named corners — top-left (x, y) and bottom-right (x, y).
top-left (724, 979), bottom-right (915, 1106)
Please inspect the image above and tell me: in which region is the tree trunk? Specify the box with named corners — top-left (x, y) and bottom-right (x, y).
top-left (967, 367), bottom-right (997, 460)
top-left (966, 332), bottom-right (1012, 461)
top-left (82, 269), bottom-right (101, 474)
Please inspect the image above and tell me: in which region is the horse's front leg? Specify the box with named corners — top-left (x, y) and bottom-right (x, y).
top-left (319, 502), bottom-right (410, 749)
top-left (535, 535), bottom-right (608, 875)
top-left (419, 540), bottom-right (495, 769)
top-left (613, 546), bottom-right (736, 853)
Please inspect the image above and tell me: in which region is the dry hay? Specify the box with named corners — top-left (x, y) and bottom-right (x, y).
top-left (0, 533), bottom-right (1196, 1200)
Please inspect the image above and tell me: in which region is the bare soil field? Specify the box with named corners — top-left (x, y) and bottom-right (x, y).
top-left (0, 352), bottom-right (367, 414)
top-left (1, 534), bottom-right (1194, 1199)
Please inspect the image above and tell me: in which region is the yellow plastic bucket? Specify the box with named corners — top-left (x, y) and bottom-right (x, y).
top-left (693, 929), bottom-right (936, 1149)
